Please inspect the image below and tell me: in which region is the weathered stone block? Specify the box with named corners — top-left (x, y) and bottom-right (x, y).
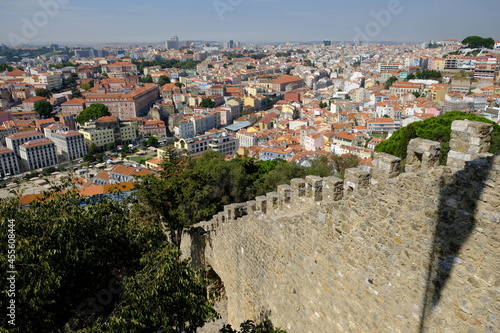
top-left (372, 152), bottom-right (401, 179)
top-left (255, 196), bottom-right (267, 213)
top-left (405, 138), bottom-right (441, 173)
top-left (323, 176), bottom-right (344, 201)
top-left (306, 175), bottom-right (323, 201)
top-left (291, 178), bottom-right (306, 197)
top-left (277, 184), bottom-right (292, 209)
top-left (246, 200), bottom-right (257, 215)
top-left (266, 191), bottom-right (279, 210)
top-left (344, 167), bottom-right (370, 195)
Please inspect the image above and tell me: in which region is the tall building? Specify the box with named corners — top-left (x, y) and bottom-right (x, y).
top-left (45, 125), bottom-right (87, 161)
top-left (84, 83), bottom-right (160, 119)
top-left (6, 131), bottom-right (45, 156)
top-left (19, 138), bottom-right (58, 171)
top-left (166, 36), bottom-right (180, 50)
top-left (0, 146), bottom-right (20, 177)
top-left (323, 40), bottom-right (331, 46)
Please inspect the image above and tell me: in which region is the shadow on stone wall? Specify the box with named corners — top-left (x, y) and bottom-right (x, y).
top-left (419, 157), bottom-right (492, 332)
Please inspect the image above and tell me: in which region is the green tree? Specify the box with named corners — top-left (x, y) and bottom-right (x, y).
top-left (406, 74), bottom-right (416, 80)
top-left (0, 189), bottom-right (219, 333)
top-left (146, 135), bottom-right (159, 147)
top-left (76, 103), bottom-right (111, 124)
top-left (414, 70), bottom-right (442, 80)
top-left (81, 80), bottom-right (94, 91)
top-left (384, 76), bottom-right (398, 90)
top-left (375, 111), bottom-right (500, 165)
top-left (200, 98), bottom-right (216, 108)
top-left (140, 75), bottom-right (153, 83)
top-left (86, 246), bottom-right (219, 332)
top-left (105, 142), bottom-right (115, 151)
top-left (157, 75), bottom-right (171, 86)
top-left (462, 36), bottom-right (495, 49)
top-left (71, 88), bottom-right (82, 98)
top-left (175, 82), bottom-right (184, 88)
top-left (35, 88), bottom-right (52, 98)
top-left (89, 142), bottom-right (100, 154)
top-left (34, 101), bottom-right (52, 118)
top-left (0, 191), bottom-right (166, 332)
top-left (0, 63), bottom-right (13, 72)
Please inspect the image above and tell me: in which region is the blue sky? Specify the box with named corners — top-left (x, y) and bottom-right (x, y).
top-left (0, 0), bottom-right (499, 46)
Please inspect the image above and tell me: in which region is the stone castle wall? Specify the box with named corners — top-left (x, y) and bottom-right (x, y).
top-left (181, 120), bottom-right (499, 333)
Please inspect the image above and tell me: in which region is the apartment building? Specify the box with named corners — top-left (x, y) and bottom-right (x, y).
top-left (79, 127), bottom-right (115, 148)
top-left (0, 146), bottom-right (20, 176)
top-left (138, 119), bottom-right (167, 138)
top-left (474, 57), bottom-right (498, 80)
top-left (24, 72), bottom-right (62, 90)
top-left (21, 96), bottom-right (47, 110)
top-left (174, 132), bottom-right (239, 157)
top-left (102, 62), bottom-right (138, 78)
top-left (208, 133), bottom-right (239, 156)
top-left (48, 130), bottom-right (88, 161)
top-left (84, 83), bottom-right (160, 119)
top-left (6, 130), bottom-right (45, 155)
top-left (61, 98), bottom-right (86, 115)
top-left (366, 118), bottom-right (401, 134)
top-left (19, 138), bottom-right (57, 171)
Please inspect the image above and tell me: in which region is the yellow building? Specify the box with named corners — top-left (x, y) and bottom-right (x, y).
top-left (79, 128), bottom-right (115, 148)
top-left (426, 84), bottom-right (449, 102)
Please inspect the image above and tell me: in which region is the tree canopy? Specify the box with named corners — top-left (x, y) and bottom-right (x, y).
top-left (35, 88), bottom-right (52, 98)
top-left (0, 183), bottom-right (221, 333)
top-left (384, 76), bottom-right (398, 90)
top-left (146, 135), bottom-right (159, 147)
top-left (34, 101), bottom-right (52, 118)
top-left (76, 103), bottom-right (111, 124)
top-left (375, 111), bottom-right (500, 164)
top-left (200, 98), bottom-right (216, 108)
top-left (140, 75), bottom-right (153, 83)
top-left (71, 88), bottom-right (82, 99)
top-left (410, 70), bottom-right (442, 80)
top-left (462, 36), bottom-right (495, 49)
top-left (81, 80), bottom-right (94, 91)
top-left (157, 75), bottom-right (171, 86)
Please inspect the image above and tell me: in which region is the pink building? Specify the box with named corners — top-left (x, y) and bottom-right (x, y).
top-left (304, 133), bottom-right (325, 151)
top-left (139, 119), bottom-right (167, 138)
top-left (61, 98), bottom-right (86, 115)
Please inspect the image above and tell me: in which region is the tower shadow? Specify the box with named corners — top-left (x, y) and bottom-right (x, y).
top-left (418, 156), bottom-right (493, 332)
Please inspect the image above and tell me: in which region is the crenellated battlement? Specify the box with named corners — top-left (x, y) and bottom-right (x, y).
top-left (183, 120), bottom-right (499, 333)
top-left (193, 119), bottom-right (497, 235)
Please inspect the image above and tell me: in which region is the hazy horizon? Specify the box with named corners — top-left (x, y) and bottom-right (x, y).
top-left (1, 0), bottom-right (499, 47)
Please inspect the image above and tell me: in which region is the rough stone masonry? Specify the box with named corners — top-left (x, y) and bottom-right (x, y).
top-left (181, 120), bottom-right (499, 333)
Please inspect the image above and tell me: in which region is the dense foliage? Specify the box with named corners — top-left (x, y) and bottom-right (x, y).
top-left (406, 70), bottom-right (442, 81)
top-left (34, 101), bottom-right (52, 118)
top-left (76, 103), bottom-right (111, 124)
top-left (375, 111), bottom-right (500, 164)
top-left (35, 88), bottom-right (52, 98)
top-left (132, 58), bottom-right (200, 72)
top-left (461, 36), bottom-right (495, 49)
top-left (384, 76), bottom-right (398, 90)
top-left (200, 98), bottom-right (216, 108)
top-left (71, 88), bottom-right (83, 98)
top-left (0, 190), bottom-right (218, 332)
top-left (0, 47), bottom-right (72, 61)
